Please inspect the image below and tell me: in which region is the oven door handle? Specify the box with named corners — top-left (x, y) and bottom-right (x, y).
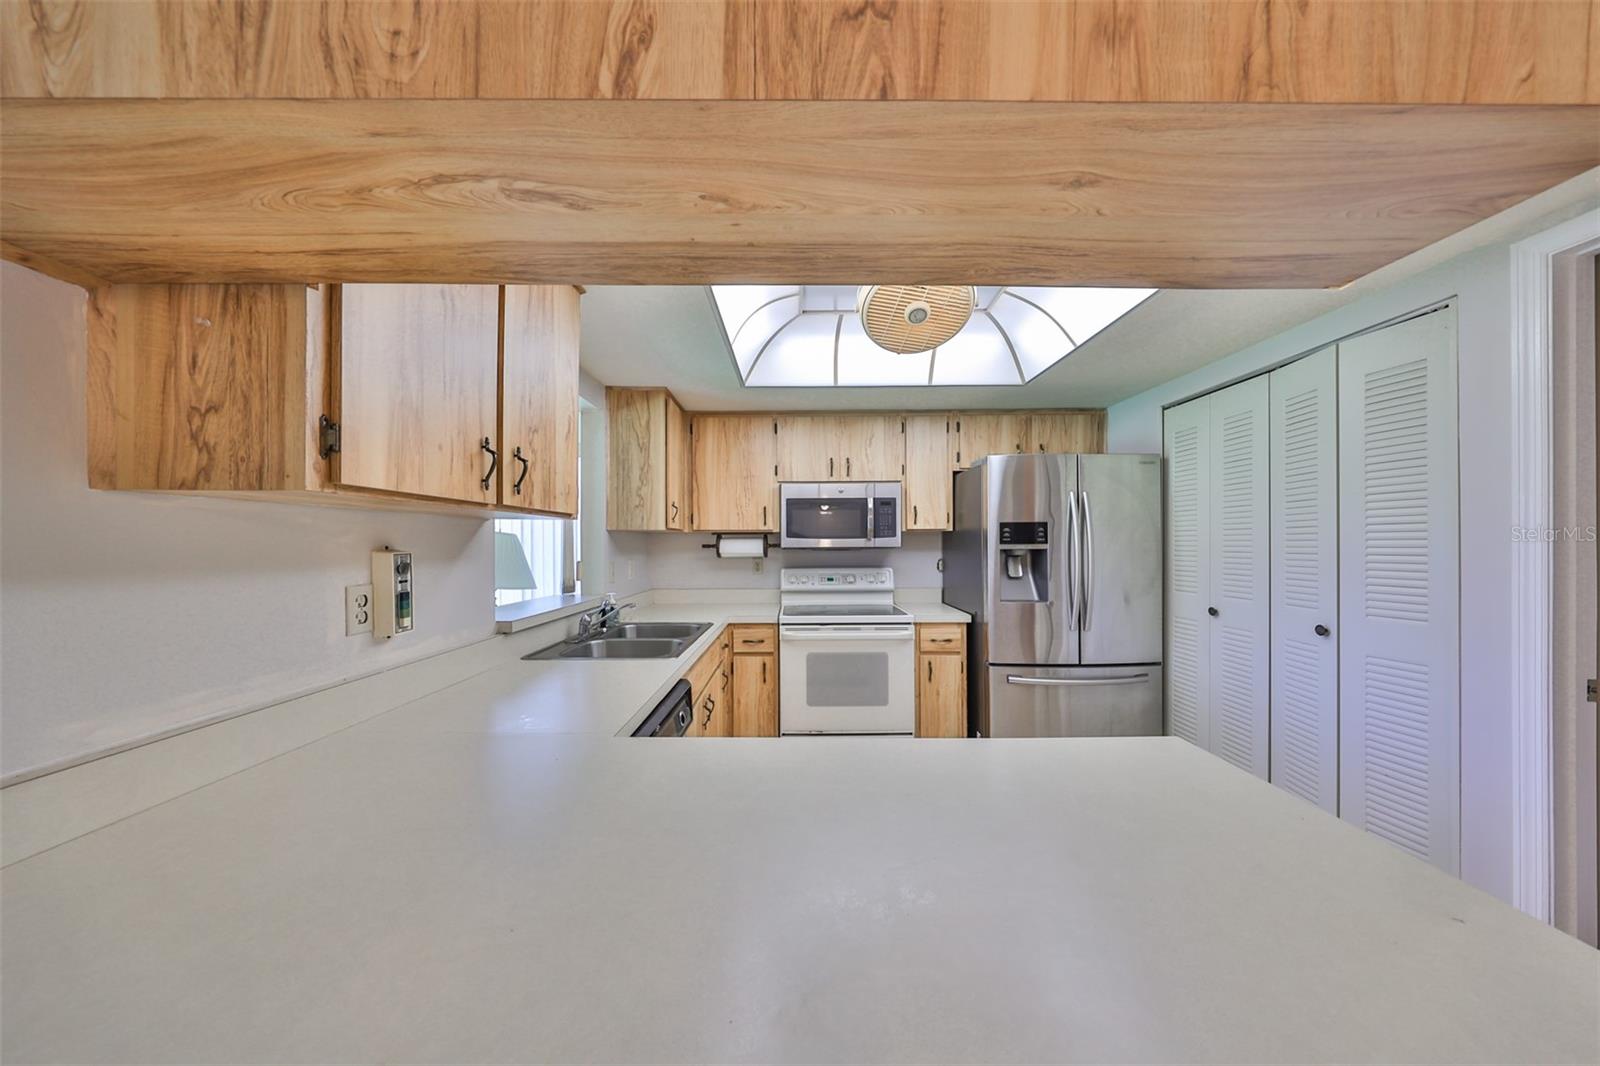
top-left (781, 625), bottom-right (915, 641)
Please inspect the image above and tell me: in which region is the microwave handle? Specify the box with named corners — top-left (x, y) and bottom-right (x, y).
top-left (867, 495), bottom-right (874, 535)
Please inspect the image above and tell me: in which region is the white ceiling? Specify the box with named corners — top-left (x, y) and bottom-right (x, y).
top-left (579, 169), bottom-right (1600, 412)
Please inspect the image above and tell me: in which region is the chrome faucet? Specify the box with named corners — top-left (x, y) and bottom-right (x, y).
top-left (576, 593), bottom-right (637, 639)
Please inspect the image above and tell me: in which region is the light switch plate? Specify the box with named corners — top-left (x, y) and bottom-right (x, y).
top-left (345, 583), bottom-right (374, 636)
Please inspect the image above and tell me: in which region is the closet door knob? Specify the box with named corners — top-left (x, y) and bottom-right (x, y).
top-left (1207, 607), bottom-right (1219, 617)
top-left (1314, 624), bottom-right (1331, 637)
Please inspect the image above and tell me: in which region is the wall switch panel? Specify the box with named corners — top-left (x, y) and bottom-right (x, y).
top-left (370, 549), bottom-right (413, 639)
top-left (345, 583), bottom-right (373, 636)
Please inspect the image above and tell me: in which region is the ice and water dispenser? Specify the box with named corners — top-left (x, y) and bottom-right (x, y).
top-left (997, 521), bottom-right (1050, 602)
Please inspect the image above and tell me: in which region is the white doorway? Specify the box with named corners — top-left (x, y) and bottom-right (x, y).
top-left (1510, 212), bottom-right (1600, 946)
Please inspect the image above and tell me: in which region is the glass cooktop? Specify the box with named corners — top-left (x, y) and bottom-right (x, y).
top-left (780, 604), bottom-right (911, 618)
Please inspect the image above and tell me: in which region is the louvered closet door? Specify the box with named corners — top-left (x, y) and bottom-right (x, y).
top-left (1163, 396), bottom-right (1211, 750)
top-left (1208, 377), bottom-right (1271, 778)
top-left (1269, 347), bottom-right (1339, 813)
top-left (1338, 310), bottom-right (1460, 874)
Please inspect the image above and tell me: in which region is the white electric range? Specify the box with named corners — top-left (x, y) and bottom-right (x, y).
top-left (778, 567), bottom-right (916, 736)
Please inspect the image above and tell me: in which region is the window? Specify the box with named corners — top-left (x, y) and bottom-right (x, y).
top-left (494, 515), bottom-right (579, 608)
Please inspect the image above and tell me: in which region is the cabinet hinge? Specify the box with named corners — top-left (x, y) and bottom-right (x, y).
top-left (901, 463), bottom-right (906, 475)
top-left (1588, 678), bottom-right (1597, 703)
top-left (774, 464), bottom-right (779, 476)
top-left (318, 415), bottom-right (341, 459)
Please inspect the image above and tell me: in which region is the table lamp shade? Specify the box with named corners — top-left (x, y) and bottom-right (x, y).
top-left (494, 532), bottom-right (538, 591)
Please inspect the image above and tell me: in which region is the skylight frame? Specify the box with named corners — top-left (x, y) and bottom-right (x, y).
top-left (706, 284), bottom-right (1154, 389)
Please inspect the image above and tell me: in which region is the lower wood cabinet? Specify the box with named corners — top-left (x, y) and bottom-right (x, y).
top-left (916, 623), bottom-right (968, 737)
top-left (729, 624), bottom-right (779, 737)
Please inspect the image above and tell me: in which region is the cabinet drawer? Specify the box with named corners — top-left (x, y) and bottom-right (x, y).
top-left (918, 623), bottom-right (965, 653)
top-left (730, 624), bottom-right (776, 654)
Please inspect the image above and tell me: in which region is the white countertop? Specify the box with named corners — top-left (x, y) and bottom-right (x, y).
top-left (3, 599), bottom-right (1595, 1064)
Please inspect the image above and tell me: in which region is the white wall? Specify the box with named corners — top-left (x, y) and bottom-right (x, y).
top-left (643, 532), bottom-right (945, 590)
top-left (0, 266), bottom-right (505, 780)
top-left (1105, 196), bottom-right (1599, 906)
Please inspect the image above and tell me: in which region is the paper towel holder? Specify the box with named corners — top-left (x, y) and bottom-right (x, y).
top-left (702, 534), bottom-right (771, 558)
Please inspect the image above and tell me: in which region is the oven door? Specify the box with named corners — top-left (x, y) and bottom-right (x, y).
top-left (780, 483), bottom-right (871, 548)
top-left (779, 624), bottom-right (916, 734)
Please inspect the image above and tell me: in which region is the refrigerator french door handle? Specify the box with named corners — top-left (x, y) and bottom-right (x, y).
top-left (1065, 490), bottom-right (1079, 629)
top-left (1005, 673), bottom-right (1150, 687)
top-left (1081, 490), bottom-right (1094, 632)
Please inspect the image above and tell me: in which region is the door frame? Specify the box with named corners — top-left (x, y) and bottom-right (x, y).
top-left (1508, 210), bottom-right (1600, 923)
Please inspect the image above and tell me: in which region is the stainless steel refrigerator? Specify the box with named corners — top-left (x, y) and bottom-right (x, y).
top-left (943, 452), bottom-right (1163, 737)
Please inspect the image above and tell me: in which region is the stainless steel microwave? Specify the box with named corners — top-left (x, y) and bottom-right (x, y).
top-left (779, 482), bottom-right (902, 549)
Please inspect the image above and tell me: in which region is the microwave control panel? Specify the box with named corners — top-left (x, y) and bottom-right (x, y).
top-left (872, 497), bottom-right (899, 537)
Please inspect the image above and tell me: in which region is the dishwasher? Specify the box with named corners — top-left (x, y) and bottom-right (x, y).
top-left (632, 680), bottom-right (693, 737)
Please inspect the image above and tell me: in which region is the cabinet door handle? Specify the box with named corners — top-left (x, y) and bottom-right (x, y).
top-left (829, 457), bottom-right (834, 477)
top-left (511, 446), bottom-right (529, 496)
top-left (761, 660), bottom-right (767, 683)
top-left (480, 438), bottom-right (498, 491)
top-left (927, 660), bottom-right (934, 682)
top-left (762, 504), bottom-right (768, 526)
top-left (914, 504), bottom-right (919, 524)
top-left (845, 457), bottom-right (851, 477)
top-left (670, 501), bottom-right (679, 522)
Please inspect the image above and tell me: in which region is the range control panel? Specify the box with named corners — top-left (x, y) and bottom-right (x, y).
top-left (780, 567), bottom-right (894, 591)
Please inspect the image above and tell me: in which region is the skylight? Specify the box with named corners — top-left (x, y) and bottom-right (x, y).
top-left (708, 285), bottom-right (1154, 387)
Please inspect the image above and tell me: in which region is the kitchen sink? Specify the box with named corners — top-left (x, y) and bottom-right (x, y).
top-left (523, 622), bottom-right (710, 661)
top-left (604, 622), bottom-right (711, 642)
top-left (556, 638), bottom-right (688, 659)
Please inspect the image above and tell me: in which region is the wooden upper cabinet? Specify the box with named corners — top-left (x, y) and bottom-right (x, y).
top-left (335, 284), bottom-right (499, 505)
top-left (87, 283), bottom-right (326, 494)
top-left (777, 413), bottom-right (903, 481)
top-left (776, 415), bottom-right (836, 481)
top-left (838, 414), bottom-right (903, 481)
top-left (903, 413), bottom-right (952, 531)
top-left (501, 285), bottom-right (579, 516)
top-left (692, 414), bottom-right (778, 531)
top-left (955, 414), bottom-right (1029, 469)
top-left (664, 394), bottom-right (690, 530)
top-left (607, 387), bottom-right (691, 531)
top-left (1027, 411), bottom-right (1106, 454)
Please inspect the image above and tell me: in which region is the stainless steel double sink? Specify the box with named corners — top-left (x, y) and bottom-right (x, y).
top-left (524, 621), bottom-right (712, 661)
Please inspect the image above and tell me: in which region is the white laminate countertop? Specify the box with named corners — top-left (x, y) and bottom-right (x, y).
top-left (3, 600), bottom-right (1595, 1064)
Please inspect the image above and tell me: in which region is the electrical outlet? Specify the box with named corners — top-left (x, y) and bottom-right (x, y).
top-left (345, 583), bottom-right (373, 636)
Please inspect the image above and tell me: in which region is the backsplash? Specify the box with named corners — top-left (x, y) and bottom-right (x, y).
top-left (644, 532), bottom-right (945, 590)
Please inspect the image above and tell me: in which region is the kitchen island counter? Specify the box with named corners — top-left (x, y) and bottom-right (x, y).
top-left (3, 724), bottom-right (1595, 1063)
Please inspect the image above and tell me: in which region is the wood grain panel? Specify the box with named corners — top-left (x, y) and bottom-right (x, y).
top-left (731, 648), bottom-right (778, 737)
top-left (775, 415), bottom-right (837, 481)
top-left (691, 413), bottom-right (777, 531)
top-left (1028, 410), bottom-right (1106, 454)
top-left (903, 412), bottom-right (952, 530)
top-left (753, 0), bottom-right (1600, 104)
top-left (918, 623), bottom-right (965, 654)
top-left (86, 283), bottom-right (308, 492)
top-left (5, 100), bottom-right (1593, 288)
top-left (501, 284), bottom-right (579, 516)
top-left (5, 1), bottom-right (1593, 103)
top-left (839, 413), bottom-right (903, 480)
top-left (479, 0), bottom-right (754, 99)
top-left (917, 630), bottom-right (967, 739)
top-left (335, 283), bottom-right (499, 504)
top-left (606, 387), bottom-right (668, 530)
top-left (730, 624), bottom-right (776, 655)
top-left (664, 391), bottom-right (689, 530)
top-left (956, 413), bottom-right (1029, 468)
